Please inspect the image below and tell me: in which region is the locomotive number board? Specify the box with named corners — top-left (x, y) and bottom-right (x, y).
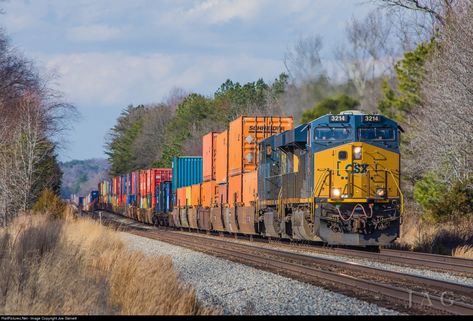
top-left (363, 115), bottom-right (383, 122)
top-left (329, 115), bottom-right (349, 123)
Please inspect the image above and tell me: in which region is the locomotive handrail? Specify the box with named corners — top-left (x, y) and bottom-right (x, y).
top-left (315, 169), bottom-right (402, 203)
top-left (387, 169), bottom-right (404, 215)
top-left (277, 187), bottom-right (283, 220)
top-left (313, 169), bottom-right (330, 198)
top-left (311, 169), bottom-right (330, 219)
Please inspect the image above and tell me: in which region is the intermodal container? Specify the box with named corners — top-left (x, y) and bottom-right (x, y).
top-left (172, 157), bottom-right (203, 192)
top-left (215, 130), bottom-right (228, 184)
top-left (228, 171), bottom-right (258, 207)
top-left (191, 183), bottom-right (201, 207)
top-left (151, 168), bottom-right (172, 209)
top-left (202, 132), bottom-right (219, 182)
top-left (153, 169), bottom-right (172, 189)
top-left (146, 169), bottom-right (152, 195)
top-left (157, 181), bottom-right (173, 213)
top-left (185, 186), bottom-right (192, 207)
top-left (176, 187), bottom-right (187, 208)
top-left (228, 116), bottom-right (294, 177)
top-left (228, 174), bottom-right (242, 205)
top-left (201, 180), bottom-right (216, 208)
top-left (217, 183), bottom-right (228, 205)
top-left (243, 171), bottom-right (258, 206)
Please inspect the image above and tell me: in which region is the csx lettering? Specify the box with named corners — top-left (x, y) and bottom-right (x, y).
top-left (345, 163), bottom-right (369, 174)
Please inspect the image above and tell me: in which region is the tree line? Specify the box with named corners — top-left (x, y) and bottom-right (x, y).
top-left (106, 0), bottom-right (473, 224)
top-left (0, 29), bottom-right (73, 226)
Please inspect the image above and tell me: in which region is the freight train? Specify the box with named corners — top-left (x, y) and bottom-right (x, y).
top-left (96, 112), bottom-right (403, 247)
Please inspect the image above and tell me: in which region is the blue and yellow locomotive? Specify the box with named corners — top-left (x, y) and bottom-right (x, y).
top-left (258, 111), bottom-right (403, 246)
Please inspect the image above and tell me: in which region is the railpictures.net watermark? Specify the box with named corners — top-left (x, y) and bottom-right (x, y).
top-left (1, 317), bottom-right (77, 321)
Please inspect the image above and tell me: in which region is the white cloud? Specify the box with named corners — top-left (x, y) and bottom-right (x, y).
top-left (67, 24), bottom-right (125, 43)
top-left (41, 52), bottom-right (175, 106)
top-left (168, 0), bottom-right (269, 25)
top-left (38, 51), bottom-right (282, 108)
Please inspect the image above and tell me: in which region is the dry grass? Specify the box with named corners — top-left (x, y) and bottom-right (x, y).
top-left (0, 211), bottom-right (216, 315)
top-left (395, 202), bottom-right (473, 255)
top-left (452, 245), bottom-right (473, 259)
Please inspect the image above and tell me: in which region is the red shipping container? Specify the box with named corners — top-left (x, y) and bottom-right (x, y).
top-left (154, 168), bottom-right (172, 187)
top-left (140, 171), bottom-right (145, 196)
top-left (114, 176), bottom-right (119, 195)
top-left (146, 170), bottom-right (150, 195)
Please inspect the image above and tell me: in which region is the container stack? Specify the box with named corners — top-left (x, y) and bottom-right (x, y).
top-left (218, 116), bottom-right (294, 208)
top-left (172, 156), bottom-right (203, 209)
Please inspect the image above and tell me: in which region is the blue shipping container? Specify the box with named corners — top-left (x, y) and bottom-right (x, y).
top-left (91, 191), bottom-right (99, 201)
top-left (172, 156), bottom-right (203, 192)
top-left (157, 181), bottom-right (173, 213)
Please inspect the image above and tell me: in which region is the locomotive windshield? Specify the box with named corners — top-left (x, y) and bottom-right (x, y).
top-left (359, 127), bottom-right (395, 141)
top-left (315, 127), bottom-right (351, 141)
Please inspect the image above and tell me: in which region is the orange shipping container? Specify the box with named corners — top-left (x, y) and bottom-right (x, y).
top-left (242, 171), bottom-right (258, 206)
top-left (201, 181), bottom-right (216, 208)
top-left (191, 184), bottom-right (201, 207)
top-left (228, 171), bottom-right (258, 207)
top-left (176, 187), bottom-right (187, 208)
top-left (185, 186), bottom-right (192, 206)
top-left (215, 130), bottom-right (228, 185)
top-left (228, 175), bottom-right (242, 206)
top-left (217, 184), bottom-right (228, 205)
top-left (228, 116), bottom-right (293, 177)
top-left (202, 132), bottom-right (219, 182)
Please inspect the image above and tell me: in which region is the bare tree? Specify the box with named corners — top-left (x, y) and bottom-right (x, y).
top-left (132, 104), bottom-right (173, 167)
top-left (0, 31), bottom-right (74, 226)
top-left (284, 35), bottom-right (324, 85)
top-left (372, 0), bottom-right (471, 46)
top-left (334, 10), bottom-right (400, 111)
top-left (407, 5), bottom-right (473, 185)
top-left (374, 0), bottom-right (463, 26)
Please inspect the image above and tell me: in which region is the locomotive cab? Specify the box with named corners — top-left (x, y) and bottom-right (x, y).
top-left (311, 111), bottom-right (402, 246)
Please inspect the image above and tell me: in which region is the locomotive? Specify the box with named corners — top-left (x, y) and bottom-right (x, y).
top-left (97, 111), bottom-right (403, 247)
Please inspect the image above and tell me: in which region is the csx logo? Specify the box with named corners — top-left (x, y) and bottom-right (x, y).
top-left (345, 163), bottom-right (369, 174)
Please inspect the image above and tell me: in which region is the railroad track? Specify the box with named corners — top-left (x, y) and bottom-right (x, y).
top-left (93, 210), bottom-right (473, 276)
top-left (128, 228), bottom-right (473, 315)
top-left (94, 211), bottom-right (473, 315)
top-left (270, 242), bottom-right (473, 276)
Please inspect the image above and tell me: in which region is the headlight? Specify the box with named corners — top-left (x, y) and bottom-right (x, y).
top-left (376, 188), bottom-right (386, 198)
top-left (353, 146), bottom-right (362, 160)
top-left (331, 188), bottom-right (341, 198)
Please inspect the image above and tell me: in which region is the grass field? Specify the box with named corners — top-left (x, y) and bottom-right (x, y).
top-left (0, 210), bottom-right (215, 315)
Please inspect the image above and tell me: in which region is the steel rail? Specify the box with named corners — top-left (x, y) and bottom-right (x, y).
top-left (130, 229), bottom-right (473, 315)
top-left (96, 209), bottom-right (473, 275)
top-left (151, 230), bottom-right (473, 298)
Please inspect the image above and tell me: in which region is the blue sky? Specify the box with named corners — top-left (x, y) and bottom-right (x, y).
top-left (1, 0), bottom-right (374, 161)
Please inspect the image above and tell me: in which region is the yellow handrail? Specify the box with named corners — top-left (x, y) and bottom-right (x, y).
top-left (387, 169), bottom-right (404, 215)
top-left (311, 169), bottom-right (330, 218)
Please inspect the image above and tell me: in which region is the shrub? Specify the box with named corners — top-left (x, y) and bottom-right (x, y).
top-left (414, 173), bottom-right (473, 223)
top-left (31, 188), bottom-right (67, 219)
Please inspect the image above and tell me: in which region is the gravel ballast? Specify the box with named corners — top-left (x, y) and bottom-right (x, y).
top-left (120, 233), bottom-right (400, 315)
top-left (184, 233), bottom-right (473, 287)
